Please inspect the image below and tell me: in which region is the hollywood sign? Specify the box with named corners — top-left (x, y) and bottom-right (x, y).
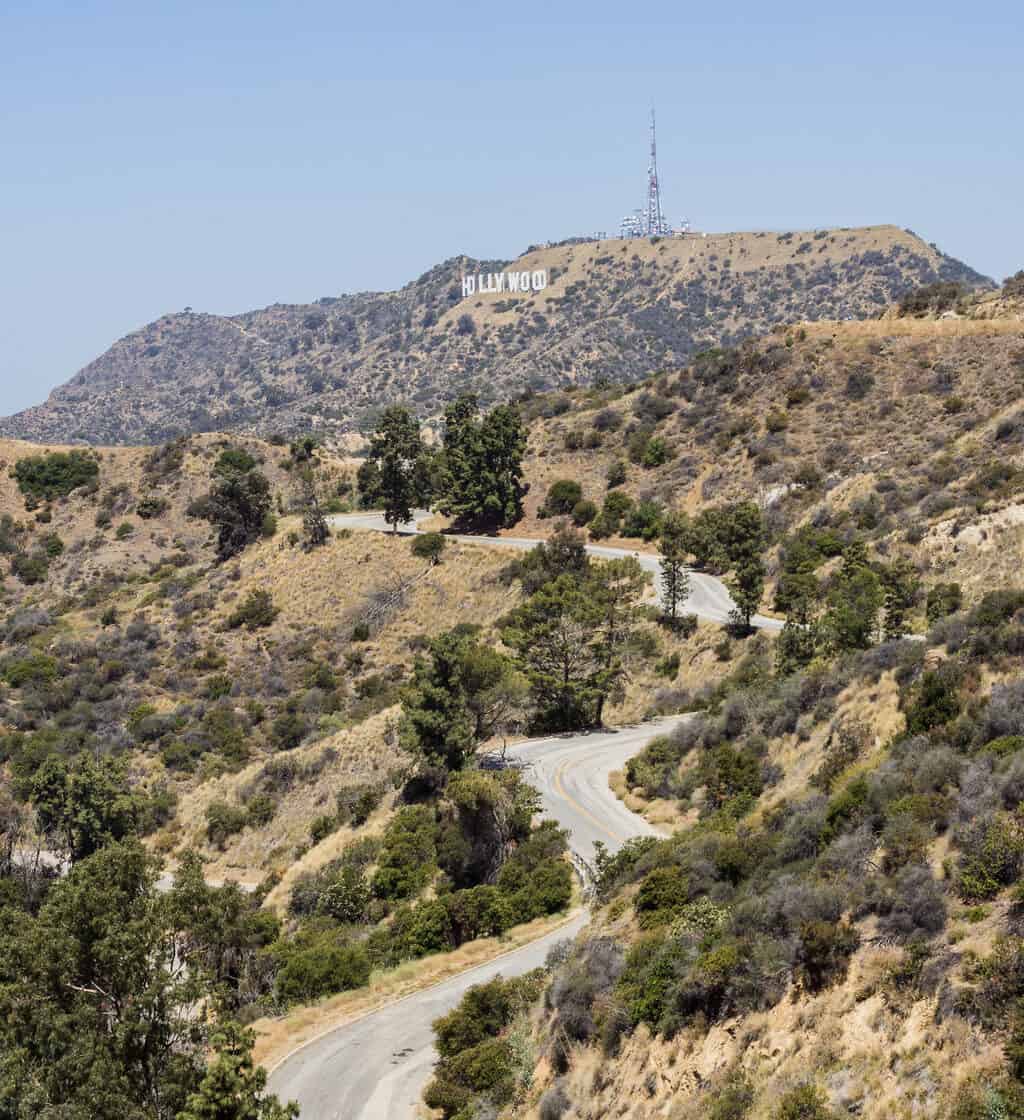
top-left (461, 270), bottom-right (548, 298)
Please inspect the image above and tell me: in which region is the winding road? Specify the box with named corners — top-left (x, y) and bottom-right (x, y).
top-left (267, 513), bottom-right (774, 1119)
top-left (327, 510), bottom-right (783, 631)
top-left (266, 717), bottom-right (687, 1120)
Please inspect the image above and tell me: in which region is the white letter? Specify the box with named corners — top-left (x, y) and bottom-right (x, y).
top-left (508, 272), bottom-right (521, 293)
top-left (495, 272), bottom-right (506, 293)
top-left (520, 271), bottom-right (530, 291)
top-left (462, 275), bottom-right (473, 297)
top-left (532, 270), bottom-right (547, 291)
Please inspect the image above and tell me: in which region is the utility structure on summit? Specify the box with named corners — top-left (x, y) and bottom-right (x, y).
top-left (620, 109), bottom-right (687, 239)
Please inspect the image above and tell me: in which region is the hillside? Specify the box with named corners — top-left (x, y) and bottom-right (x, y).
top-left (0, 226), bottom-right (990, 446)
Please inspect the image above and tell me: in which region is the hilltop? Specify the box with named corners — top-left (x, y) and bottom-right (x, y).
top-left (0, 225), bottom-right (989, 446)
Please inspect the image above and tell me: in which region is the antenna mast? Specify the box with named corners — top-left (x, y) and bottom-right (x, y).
top-left (620, 107), bottom-right (676, 238)
top-left (646, 107), bottom-right (670, 237)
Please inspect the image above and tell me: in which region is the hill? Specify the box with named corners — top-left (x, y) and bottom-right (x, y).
top-left (0, 225), bottom-right (990, 446)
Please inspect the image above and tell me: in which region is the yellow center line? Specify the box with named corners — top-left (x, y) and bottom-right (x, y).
top-left (552, 757), bottom-right (625, 844)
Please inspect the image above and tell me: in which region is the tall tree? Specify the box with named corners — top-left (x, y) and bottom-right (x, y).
top-left (502, 559), bottom-right (646, 731)
top-left (200, 468), bottom-right (273, 562)
top-left (881, 558), bottom-right (920, 641)
top-left (438, 394), bottom-right (527, 529)
top-left (400, 627), bottom-right (525, 772)
top-left (824, 543), bottom-right (883, 651)
top-left (298, 466), bottom-right (328, 549)
top-left (730, 557), bottom-right (765, 632)
top-left (659, 511), bottom-right (692, 625)
top-left (365, 405), bottom-right (430, 532)
top-left (31, 752), bottom-right (142, 864)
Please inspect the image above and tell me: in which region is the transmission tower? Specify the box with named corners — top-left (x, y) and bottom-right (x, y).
top-left (620, 108), bottom-right (676, 238)
top-left (645, 108), bottom-right (671, 237)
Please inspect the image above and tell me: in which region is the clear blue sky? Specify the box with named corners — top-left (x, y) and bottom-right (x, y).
top-left (1, 0), bottom-right (1021, 415)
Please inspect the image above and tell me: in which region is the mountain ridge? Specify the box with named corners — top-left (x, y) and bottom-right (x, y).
top-left (0, 225), bottom-right (991, 446)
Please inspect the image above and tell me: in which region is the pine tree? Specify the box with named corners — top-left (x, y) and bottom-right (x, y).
top-left (730, 557), bottom-right (765, 631)
top-left (438, 394), bottom-right (526, 529)
top-left (177, 1022), bottom-right (297, 1120)
top-left (365, 405), bottom-right (430, 532)
top-left (659, 511), bottom-right (692, 625)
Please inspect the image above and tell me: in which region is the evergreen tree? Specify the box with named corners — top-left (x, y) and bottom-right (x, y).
top-left (299, 467), bottom-right (329, 549)
top-left (365, 405), bottom-right (430, 532)
top-left (881, 558), bottom-right (920, 640)
top-left (659, 511), bottom-right (692, 625)
top-left (177, 1022), bottom-right (297, 1120)
top-left (438, 394), bottom-right (526, 529)
top-left (502, 559), bottom-right (646, 730)
top-left (200, 467), bottom-right (273, 562)
top-left (400, 628), bottom-right (525, 771)
top-left (730, 556), bottom-right (765, 631)
top-left (824, 543), bottom-right (884, 651)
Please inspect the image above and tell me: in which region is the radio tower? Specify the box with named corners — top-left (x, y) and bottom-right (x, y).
top-left (645, 108), bottom-right (670, 237)
top-left (620, 108), bottom-right (675, 238)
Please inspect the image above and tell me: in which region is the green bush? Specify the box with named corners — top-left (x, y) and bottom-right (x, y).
top-left (10, 551), bottom-right (49, 584)
top-left (606, 460), bottom-right (627, 488)
top-left (12, 451), bottom-right (98, 501)
top-left (571, 499), bottom-right (597, 526)
top-left (317, 865), bottom-right (370, 923)
top-left (773, 1084), bottom-right (838, 1120)
top-left (641, 437), bottom-right (671, 468)
top-left (372, 805), bottom-right (439, 900)
top-left (411, 532), bottom-right (446, 563)
top-left (214, 446), bottom-right (257, 476)
top-left (1, 653), bottom-right (59, 687)
top-left (136, 495), bottom-right (169, 519)
top-left (309, 814), bottom-right (337, 845)
top-left (926, 582), bottom-right (963, 624)
top-left (205, 800), bottom-right (249, 848)
top-left (116, 521), bottom-right (134, 540)
top-left (226, 589), bottom-right (279, 631)
top-left (543, 479), bottom-right (583, 516)
top-left (635, 865), bottom-right (688, 927)
top-left (274, 936), bottom-right (371, 1003)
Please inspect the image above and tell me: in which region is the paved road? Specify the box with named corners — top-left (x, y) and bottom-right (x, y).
top-left (266, 716), bottom-right (690, 1120)
top-left (328, 510), bottom-right (783, 631)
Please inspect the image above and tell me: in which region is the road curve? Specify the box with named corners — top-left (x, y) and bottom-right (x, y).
top-left (328, 510), bottom-right (783, 631)
top-left (266, 716), bottom-right (690, 1120)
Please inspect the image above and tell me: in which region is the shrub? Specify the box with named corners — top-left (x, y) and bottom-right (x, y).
top-left (271, 710), bottom-right (308, 751)
top-left (958, 811), bottom-right (1024, 900)
top-left (136, 495), bottom-right (169, 519)
top-left (774, 1085), bottom-right (837, 1120)
top-left (226, 589), bottom-right (279, 630)
top-left (205, 800), bottom-right (249, 848)
top-left (606, 460), bottom-right (627, 488)
top-left (10, 551), bottom-right (48, 584)
top-left (795, 919), bottom-right (859, 991)
top-left (275, 938), bottom-right (371, 1003)
top-left (411, 532), bottom-right (446, 564)
top-left (571, 499), bottom-right (597, 526)
top-left (593, 408), bottom-right (623, 432)
top-left (214, 446), bottom-right (257, 476)
top-left (539, 1083), bottom-right (571, 1120)
top-left (641, 437), bottom-right (671, 468)
top-left (926, 582), bottom-right (962, 623)
top-left (309, 814), bottom-right (336, 845)
top-left (845, 369), bottom-right (875, 400)
top-left (765, 409), bottom-right (789, 433)
top-left (12, 451), bottom-right (98, 501)
top-left (543, 480), bottom-right (583, 516)
top-left (116, 521), bottom-right (134, 539)
top-left (317, 865), bottom-right (370, 923)
top-left (373, 805), bottom-right (438, 900)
